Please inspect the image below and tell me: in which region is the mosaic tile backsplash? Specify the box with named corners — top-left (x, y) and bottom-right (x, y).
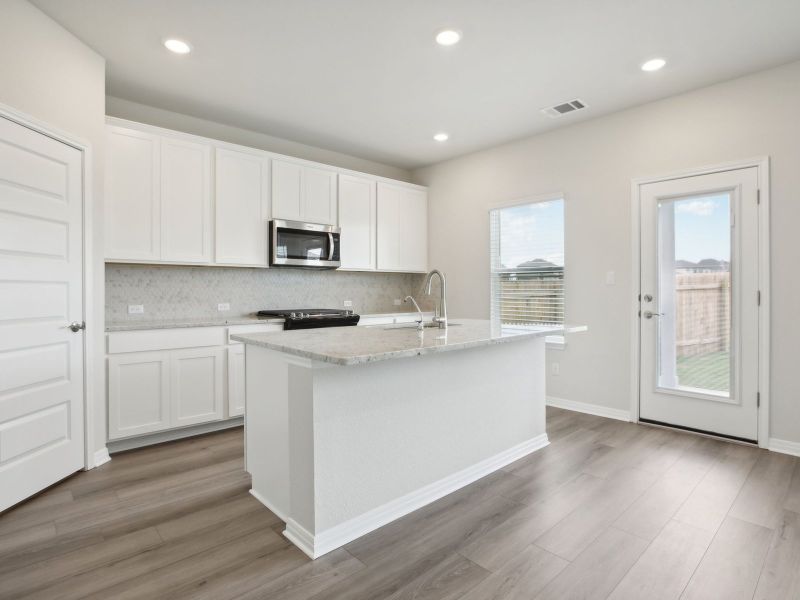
top-left (105, 264), bottom-right (432, 323)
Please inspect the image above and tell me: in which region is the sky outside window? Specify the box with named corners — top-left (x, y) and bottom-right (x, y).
top-left (672, 193), bottom-right (730, 263)
top-left (498, 200), bottom-right (564, 268)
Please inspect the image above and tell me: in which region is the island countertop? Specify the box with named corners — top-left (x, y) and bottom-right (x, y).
top-left (231, 318), bottom-right (586, 366)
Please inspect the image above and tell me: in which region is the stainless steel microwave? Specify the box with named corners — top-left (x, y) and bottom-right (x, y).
top-left (270, 219), bottom-right (341, 268)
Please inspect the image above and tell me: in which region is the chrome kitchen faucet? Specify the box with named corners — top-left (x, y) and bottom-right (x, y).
top-left (423, 269), bottom-right (448, 329)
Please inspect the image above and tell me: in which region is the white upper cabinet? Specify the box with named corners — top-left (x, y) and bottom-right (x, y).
top-left (160, 138), bottom-right (212, 263)
top-left (338, 174), bottom-right (376, 270)
top-left (106, 128), bottom-right (161, 261)
top-left (303, 166), bottom-right (338, 225)
top-left (215, 148), bottom-right (270, 266)
top-left (106, 125), bottom-right (211, 264)
top-left (272, 159), bottom-right (338, 225)
top-left (105, 120), bottom-right (427, 270)
top-left (376, 182), bottom-right (428, 272)
top-left (271, 159), bottom-right (302, 221)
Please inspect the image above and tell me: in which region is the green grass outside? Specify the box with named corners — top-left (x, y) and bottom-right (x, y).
top-left (676, 350), bottom-right (730, 393)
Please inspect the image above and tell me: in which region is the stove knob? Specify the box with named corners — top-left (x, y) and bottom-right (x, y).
top-left (290, 312), bottom-right (297, 318)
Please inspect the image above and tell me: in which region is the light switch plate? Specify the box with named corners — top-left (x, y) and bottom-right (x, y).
top-left (217, 303), bottom-right (231, 312)
top-left (343, 300), bottom-right (353, 309)
top-left (128, 304), bottom-right (144, 315)
top-left (605, 271), bottom-right (616, 285)
top-left (551, 362), bottom-right (560, 376)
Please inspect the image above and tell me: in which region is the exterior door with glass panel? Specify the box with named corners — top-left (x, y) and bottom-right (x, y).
top-left (639, 167), bottom-right (759, 441)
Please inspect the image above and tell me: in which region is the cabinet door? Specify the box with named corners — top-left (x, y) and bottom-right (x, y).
top-left (108, 352), bottom-right (170, 439)
top-left (303, 166), bottom-right (338, 225)
top-left (227, 345), bottom-right (245, 417)
top-left (271, 159), bottom-right (302, 221)
top-left (215, 148), bottom-right (269, 266)
top-left (160, 137), bottom-right (212, 263)
top-left (377, 183), bottom-right (428, 272)
top-left (105, 127), bottom-right (161, 260)
top-left (171, 347), bottom-right (224, 427)
top-left (338, 174), bottom-right (376, 269)
top-left (402, 187), bottom-right (428, 272)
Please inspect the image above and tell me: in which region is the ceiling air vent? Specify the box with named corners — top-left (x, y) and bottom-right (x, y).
top-left (541, 99), bottom-right (587, 119)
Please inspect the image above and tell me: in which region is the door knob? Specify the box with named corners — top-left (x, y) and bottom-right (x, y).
top-left (643, 294), bottom-right (653, 302)
top-left (642, 311), bottom-right (663, 319)
top-left (68, 321), bottom-right (86, 332)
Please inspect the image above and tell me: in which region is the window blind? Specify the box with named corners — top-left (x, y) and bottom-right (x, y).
top-left (490, 199), bottom-right (565, 326)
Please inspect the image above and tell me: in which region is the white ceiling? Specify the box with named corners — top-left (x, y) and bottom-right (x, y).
top-left (31, 0), bottom-right (800, 169)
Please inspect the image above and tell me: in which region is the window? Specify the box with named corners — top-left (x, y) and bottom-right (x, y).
top-left (490, 198), bottom-right (565, 328)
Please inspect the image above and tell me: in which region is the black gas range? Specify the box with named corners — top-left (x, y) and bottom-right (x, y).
top-left (257, 308), bottom-right (360, 330)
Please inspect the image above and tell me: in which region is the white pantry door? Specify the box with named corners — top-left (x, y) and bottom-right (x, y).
top-left (639, 167), bottom-right (760, 442)
top-left (0, 116), bottom-right (85, 511)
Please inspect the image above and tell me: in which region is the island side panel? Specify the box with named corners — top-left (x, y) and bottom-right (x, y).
top-left (311, 336), bottom-right (547, 535)
top-left (244, 345), bottom-right (291, 521)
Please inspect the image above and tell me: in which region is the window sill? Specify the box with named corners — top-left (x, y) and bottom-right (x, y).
top-left (546, 335), bottom-right (566, 350)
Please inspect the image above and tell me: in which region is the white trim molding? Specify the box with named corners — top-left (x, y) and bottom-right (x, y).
top-left (91, 447), bottom-right (111, 468)
top-left (249, 489), bottom-right (289, 523)
top-left (547, 396), bottom-right (631, 422)
top-left (629, 157), bottom-right (771, 446)
top-left (769, 438), bottom-right (800, 458)
top-left (282, 433), bottom-right (549, 559)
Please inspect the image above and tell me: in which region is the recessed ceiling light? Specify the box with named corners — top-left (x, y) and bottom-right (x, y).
top-left (433, 132), bottom-right (449, 142)
top-left (164, 39), bottom-right (192, 54)
top-left (435, 29), bottom-right (462, 46)
top-left (641, 58), bottom-right (666, 72)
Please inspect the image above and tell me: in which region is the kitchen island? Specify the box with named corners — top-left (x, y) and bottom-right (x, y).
top-left (232, 319), bottom-right (578, 558)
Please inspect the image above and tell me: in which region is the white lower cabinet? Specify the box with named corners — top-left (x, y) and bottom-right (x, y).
top-left (108, 351), bottom-right (171, 439)
top-left (107, 325), bottom-right (280, 441)
top-left (171, 347), bottom-right (224, 427)
top-left (227, 344), bottom-right (246, 417)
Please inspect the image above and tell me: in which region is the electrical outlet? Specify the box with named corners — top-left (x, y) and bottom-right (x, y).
top-left (343, 300), bottom-right (353, 309)
top-left (551, 362), bottom-right (560, 376)
top-left (393, 298), bottom-right (402, 306)
top-left (217, 303), bottom-right (231, 312)
top-left (128, 304), bottom-right (144, 315)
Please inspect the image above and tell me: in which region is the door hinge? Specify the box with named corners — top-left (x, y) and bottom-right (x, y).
top-left (757, 189), bottom-right (761, 204)
top-left (757, 290), bottom-right (761, 306)
top-left (757, 392), bottom-right (761, 408)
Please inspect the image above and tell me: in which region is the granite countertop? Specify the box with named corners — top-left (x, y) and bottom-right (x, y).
top-left (105, 315), bottom-right (284, 332)
top-left (231, 319), bottom-right (586, 366)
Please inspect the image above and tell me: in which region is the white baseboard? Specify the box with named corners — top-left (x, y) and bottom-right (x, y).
top-left (282, 433), bottom-right (550, 559)
top-left (249, 488), bottom-right (289, 523)
top-left (547, 396), bottom-right (631, 422)
top-left (91, 447), bottom-right (111, 469)
top-left (107, 417), bottom-right (243, 453)
top-left (769, 438), bottom-right (800, 458)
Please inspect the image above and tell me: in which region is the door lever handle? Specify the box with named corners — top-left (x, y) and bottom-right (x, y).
top-left (642, 311), bottom-right (664, 319)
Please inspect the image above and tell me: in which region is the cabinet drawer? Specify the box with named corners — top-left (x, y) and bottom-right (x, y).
top-left (107, 327), bottom-right (227, 354)
top-left (227, 324), bottom-right (283, 344)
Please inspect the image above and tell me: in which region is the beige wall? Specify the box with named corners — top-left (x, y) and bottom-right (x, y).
top-left (106, 96), bottom-right (412, 182)
top-left (414, 60), bottom-right (800, 445)
top-left (0, 0), bottom-right (107, 458)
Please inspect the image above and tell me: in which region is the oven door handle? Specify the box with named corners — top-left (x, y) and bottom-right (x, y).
top-left (328, 233), bottom-right (334, 261)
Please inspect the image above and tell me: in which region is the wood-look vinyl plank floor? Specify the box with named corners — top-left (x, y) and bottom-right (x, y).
top-left (1, 407), bottom-right (798, 600)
